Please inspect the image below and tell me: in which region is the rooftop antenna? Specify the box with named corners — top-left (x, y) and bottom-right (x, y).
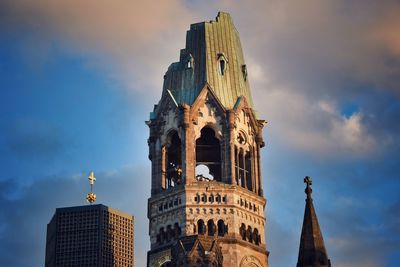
top-left (86, 171), bottom-right (97, 204)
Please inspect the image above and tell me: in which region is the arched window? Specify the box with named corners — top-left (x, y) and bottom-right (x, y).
top-left (196, 127), bottom-right (221, 181)
top-left (207, 219), bottom-right (215, 236)
top-left (217, 53), bottom-right (227, 76)
top-left (166, 225), bottom-right (172, 241)
top-left (198, 219), bottom-right (206, 235)
top-left (217, 220), bottom-right (226, 236)
top-left (219, 59), bottom-right (226, 75)
top-left (165, 131), bottom-right (182, 188)
top-left (159, 227), bottom-right (165, 243)
top-left (253, 228), bottom-right (260, 245)
top-left (237, 148), bottom-right (245, 187)
top-left (240, 223), bottom-right (246, 240)
top-left (247, 226), bottom-right (253, 243)
top-left (234, 145), bottom-right (253, 191)
top-left (174, 223), bottom-right (181, 238)
top-left (245, 151), bottom-right (253, 190)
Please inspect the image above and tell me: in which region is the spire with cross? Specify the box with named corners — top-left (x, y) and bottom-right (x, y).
top-left (86, 171), bottom-right (97, 204)
top-left (304, 176), bottom-right (313, 200)
top-left (297, 175), bottom-right (331, 267)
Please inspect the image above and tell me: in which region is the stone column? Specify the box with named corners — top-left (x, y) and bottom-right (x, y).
top-left (252, 145), bottom-right (258, 194)
top-left (181, 104), bottom-right (195, 184)
top-left (228, 110), bottom-right (236, 184)
top-left (161, 145), bottom-right (166, 190)
top-left (255, 132), bottom-right (264, 196)
top-left (243, 151), bottom-right (247, 189)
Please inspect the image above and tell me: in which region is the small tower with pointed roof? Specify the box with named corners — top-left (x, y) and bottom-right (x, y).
top-left (297, 176), bottom-right (331, 267)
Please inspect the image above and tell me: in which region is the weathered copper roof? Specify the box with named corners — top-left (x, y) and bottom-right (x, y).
top-left (297, 177), bottom-right (331, 267)
top-left (161, 12), bottom-right (253, 109)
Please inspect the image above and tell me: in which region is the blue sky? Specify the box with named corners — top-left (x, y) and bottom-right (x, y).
top-left (0, 1), bottom-right (399, 266)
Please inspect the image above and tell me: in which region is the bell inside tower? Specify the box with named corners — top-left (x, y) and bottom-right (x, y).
top-left (195, 127), bottom-right (221, 181)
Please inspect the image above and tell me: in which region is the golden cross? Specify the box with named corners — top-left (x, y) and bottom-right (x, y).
top-left (86, 171), bottom-right (97, 204)
top-left (88, 171), bottom-right (96, 185)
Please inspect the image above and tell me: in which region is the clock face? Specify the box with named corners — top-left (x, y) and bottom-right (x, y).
top-left (240, 255), bottom-right (262, 267)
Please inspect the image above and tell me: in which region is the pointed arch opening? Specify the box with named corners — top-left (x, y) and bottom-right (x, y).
top-left (196, 127), bottom-right (221, 181)
top-left (217, 53), bottom-right (228, 76)
top-left (217, 220), bottom-right (227, 237)
top-left (174, 223), bottom-right (181, 238)
top-left (219, 59), bottom-right (226, 75)
top-left (236, 148), bottom-right (246, 187)
top-left (197, 219), bottom-right (206, 235)
top-left (234, 144), bottom-right (254, 192)
top-left (165, 131), bottom-right (182, 189)
top-left (240, 223), bottom-right (246, 240)
top-left (207, 219), bottom-right (216, 236)
top-left (253, 228), bottom-right (260, 245)
top-left (245, 151), bottom-right (253, 190)
top-left (247, 226), bottom-right (253, 243)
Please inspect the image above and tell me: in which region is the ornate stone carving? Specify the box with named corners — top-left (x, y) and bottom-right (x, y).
top-left (240, 255), bottom-right (263, 267)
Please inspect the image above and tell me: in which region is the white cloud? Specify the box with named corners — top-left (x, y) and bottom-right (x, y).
top-left (254, 86), bottom-right (377, 157)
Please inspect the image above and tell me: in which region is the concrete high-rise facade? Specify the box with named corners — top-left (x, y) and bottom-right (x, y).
top-left (45, 204), bottom-right (134, 267)
top-left (146, 12), bottom-right (269, 267)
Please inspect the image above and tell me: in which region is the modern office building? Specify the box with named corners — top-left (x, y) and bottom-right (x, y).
top-left (45, 204), bottom-right (134, 267)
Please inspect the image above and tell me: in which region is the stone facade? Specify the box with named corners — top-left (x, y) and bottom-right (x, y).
top-left (146, 12), bottom-right (269, 267)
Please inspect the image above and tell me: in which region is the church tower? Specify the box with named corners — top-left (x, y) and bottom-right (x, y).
top-left (146, 12), bottom-right (269, 267)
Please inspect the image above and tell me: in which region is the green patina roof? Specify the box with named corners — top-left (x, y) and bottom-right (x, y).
top-left (161, 12), bottom-right (254, 110)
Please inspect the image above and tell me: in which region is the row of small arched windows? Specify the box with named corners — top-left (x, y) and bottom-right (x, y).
top-left (157, 223), bottom-right (182, 244)
top-left (238, 198), bottom-right (259, 213)
top-left (240, 223), bottom-right (261, 245)
top-left (194, 193), bottom-right (226, 204)
top-left (158, 197), bottom-right (182, 212)
top-left (196, 219), bottom-right (228, 237)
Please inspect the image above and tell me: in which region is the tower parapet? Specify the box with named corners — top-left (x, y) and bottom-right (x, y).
top-left (146, 12), bottom-right (269, 267)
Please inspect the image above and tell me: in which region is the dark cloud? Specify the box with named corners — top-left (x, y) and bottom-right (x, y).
top-left (3, 118), bottom-right (65, 160)
top-left (323, 196), bottom-right (400, 267)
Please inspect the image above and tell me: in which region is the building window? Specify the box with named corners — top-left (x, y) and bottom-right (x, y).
top-left (240, 223), bottom-right (246, 240)
top-left (242, 64), bottom-right (248, 81)
top-left (207, 220), bottom-right (215, 236)
top-left (219, 59), bottom-right (226, 75)
top-left (198, 220), bottom-right (205, 235)
top-left (217, 53), bottom-right (228, 76)
top-left (217, 220), bottom-right (227, 236)
top-left (195, 127), bottom-right (221, 181)
top-left (165, 131), bottom-right (182, 189)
